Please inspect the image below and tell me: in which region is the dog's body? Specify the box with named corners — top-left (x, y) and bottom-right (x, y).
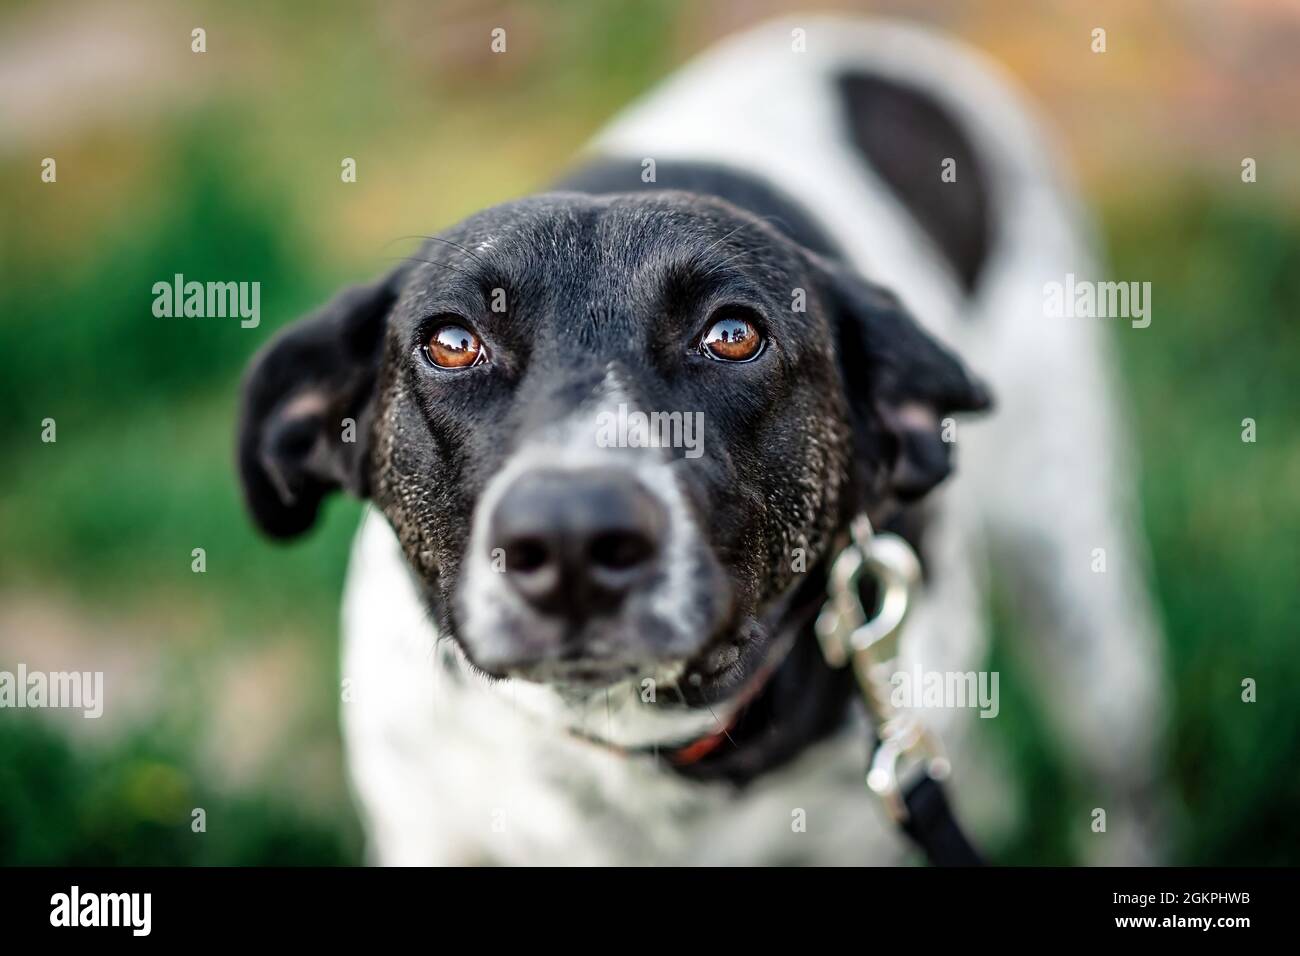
top-left (241, 19), bottom-right (1164, 865)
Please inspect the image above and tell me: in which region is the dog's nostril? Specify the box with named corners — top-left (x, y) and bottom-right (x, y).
top-left (488, 466), bottom-right (667, 619)
top-left (505, 537), bottom-right (549, 573)
top-left (589, 530), bottom-right (654, 571)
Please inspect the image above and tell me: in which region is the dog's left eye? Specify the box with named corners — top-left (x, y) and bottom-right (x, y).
top-left (700, 311), bottom-right (763, 362)
top-left (424, 321), bottom-right (485, 369)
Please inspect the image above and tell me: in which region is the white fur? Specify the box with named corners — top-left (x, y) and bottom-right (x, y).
top-left (341, 18), bottom-right (1165, 865)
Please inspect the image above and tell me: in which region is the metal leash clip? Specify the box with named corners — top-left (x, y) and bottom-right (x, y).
top-left (815, 516), bottom-right (951, 823)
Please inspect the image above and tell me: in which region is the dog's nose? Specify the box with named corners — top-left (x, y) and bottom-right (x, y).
top-left (489, 467), bottom-right (666, 619)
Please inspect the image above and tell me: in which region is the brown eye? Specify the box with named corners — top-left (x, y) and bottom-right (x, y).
top-left (425, 322), bottom-right (484, 369)
top-left (701, 312), bottom-right (763, 362)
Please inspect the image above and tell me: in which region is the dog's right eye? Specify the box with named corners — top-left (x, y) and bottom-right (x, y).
top-left (700, 310), bottom-right (764, 362)
top-left (424, 322), bottom-right (485, 369)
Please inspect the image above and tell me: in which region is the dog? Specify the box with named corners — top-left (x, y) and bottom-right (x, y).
top-left (237, 18), bottom-right (1165, 865)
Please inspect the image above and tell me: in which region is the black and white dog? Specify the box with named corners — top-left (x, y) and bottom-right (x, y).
top-left (238, 19), bottom-right (1164, 865)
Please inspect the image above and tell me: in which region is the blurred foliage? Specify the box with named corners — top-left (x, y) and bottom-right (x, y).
top-left (0, 715), bottom-right (355, 865)
top-left (1106, 195), bottom-right (1300, 864)
top-left (988, 193), bottom-right (1300, 865)
top-left (0, 0), bottom-right (1296, 865)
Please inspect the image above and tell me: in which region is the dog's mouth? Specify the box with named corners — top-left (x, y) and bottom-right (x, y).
top-left (482, 613), bottom-right (776, 703)
top-left (439, 544), bottom-right (848, 766)
top-left (669, 616), bottom-right (788, 706)
top-left (476, 567), bottom-right (819, 713)
top-left (554, 624), bottom-right (781, 702)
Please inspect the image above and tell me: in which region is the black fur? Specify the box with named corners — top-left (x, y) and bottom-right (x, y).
top-left (839, 73), bottom-right (993, 293)
top-left (237, 267), bottom-right (409, 538)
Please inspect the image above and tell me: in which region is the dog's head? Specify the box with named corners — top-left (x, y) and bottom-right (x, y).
top-left (238, 191), bottom-right (988, 709)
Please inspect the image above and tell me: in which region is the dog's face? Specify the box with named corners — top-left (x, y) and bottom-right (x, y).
top-left (238, 191), bottom-right (988, 708)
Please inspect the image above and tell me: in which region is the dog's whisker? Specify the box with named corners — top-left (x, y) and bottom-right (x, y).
top-left (384, 234), bottom-right (492, 270)
top-left (704, 703), bottom-right (737, 749)
top-left (699, 250), bottom-right (753, 280)
top-left (691, 213), bottom-right (784, 267)
top-left (416, 234), bottom-right (493, 270)
top-left (387, 255), bottom-right (477, 281)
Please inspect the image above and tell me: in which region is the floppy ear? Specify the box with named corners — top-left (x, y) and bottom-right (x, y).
top-left (236, 266), bottom-right (408, 539)
top-left (812, 254), bottom-right (992, 504)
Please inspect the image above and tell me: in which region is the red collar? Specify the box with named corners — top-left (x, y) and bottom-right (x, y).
top-left (667, 720), bottom-right (736, 765)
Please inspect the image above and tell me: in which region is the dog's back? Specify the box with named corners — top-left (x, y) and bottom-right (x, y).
top-left (343, 18), bottom-right (1165, 864)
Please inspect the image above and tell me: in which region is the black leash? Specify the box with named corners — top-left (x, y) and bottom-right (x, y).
top-left (900, 774), bottom-right (985, 866)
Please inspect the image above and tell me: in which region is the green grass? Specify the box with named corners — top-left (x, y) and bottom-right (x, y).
top-left (984, 191), bottom-right (1300, 866)
top-left (0, 715), bottom-right (357, 865)
top-left (1105, 193), bottom-right (1300, 864)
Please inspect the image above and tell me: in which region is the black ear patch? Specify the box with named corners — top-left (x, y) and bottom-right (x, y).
top-left (236, 268), bottom-right (407, 539)
top-left (814, 255), bottom-right (992, 505)
top-left (838, 73), bottom-right (992, 294)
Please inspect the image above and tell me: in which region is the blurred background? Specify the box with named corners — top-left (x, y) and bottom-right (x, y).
top-left (1, 0), bottom-right (1297, 865)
